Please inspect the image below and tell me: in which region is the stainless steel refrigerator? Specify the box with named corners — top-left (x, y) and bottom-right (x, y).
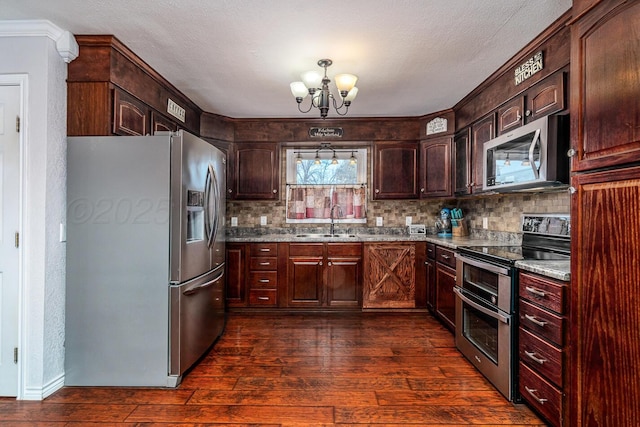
top-left (65, 130), bottom-right (225, 387)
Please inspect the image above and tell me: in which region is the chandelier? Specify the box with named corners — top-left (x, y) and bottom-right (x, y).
top-left (290, 59), bottom-right (358, 119)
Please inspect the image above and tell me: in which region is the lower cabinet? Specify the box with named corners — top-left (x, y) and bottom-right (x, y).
top-left (287, 242), bottom-right (362, 309)
top-left (518, 271), bottom-right (569, 427)
top-left (225, 242), bottom-right (280, 308)
top-left (434, 246), bottom-right (456, 332)
top-left (425, 243), bottom-right (436, 312)
top-left (363, 242), bottom-right (416, 309)
top-left (225, 243), bottom-right (246, 307)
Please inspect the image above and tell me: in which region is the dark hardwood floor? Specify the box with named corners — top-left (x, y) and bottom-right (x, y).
top-left (0, 312), bottom-right (545, 426)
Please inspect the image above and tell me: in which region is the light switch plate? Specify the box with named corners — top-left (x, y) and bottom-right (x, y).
top-left (376, 217), bottom-right (383, 227)
top-left (260, 216), bottom-right (267, 226)
top-left (231, 217), bottom-right (238, 227)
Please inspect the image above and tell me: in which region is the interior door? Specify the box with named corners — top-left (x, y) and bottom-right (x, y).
top-left (0, 85), bottom-right (20, 396)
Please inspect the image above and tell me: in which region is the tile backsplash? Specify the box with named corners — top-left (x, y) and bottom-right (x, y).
top-left (226, 190), bottom-right (570, 234)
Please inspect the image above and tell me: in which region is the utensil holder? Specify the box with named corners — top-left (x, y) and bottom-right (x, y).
top-left (452, 217), bottom-right (469, 237)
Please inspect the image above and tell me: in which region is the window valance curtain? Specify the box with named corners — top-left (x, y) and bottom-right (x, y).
top-left (286, 185), bottom-right (366, 220)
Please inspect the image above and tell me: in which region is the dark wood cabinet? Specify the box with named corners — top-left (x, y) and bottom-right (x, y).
top-left (247, 243), bottom-right (279, 307)
top-left (525, 71), bottom-right (566, 123)
top-left (151, 111), bottom-right (178, 134)
top-left (570, 0), bottom-right (640, 172)
top-left (287, 242), bottom-right (362, 309)
top-left (434, 246), bottom-right (456, 332)
top-left (112, 89), bottom-right (148, 136)
top-left (425, 243), bottom-right (436, 313)
top-left (518, 271), bottom-right (569, 427)
top-left (453, 128), bottom-right (471, 195)
top-left (225, 243), bottom-right (246, 307)
top-left (228, 143), bottom-right (280, 200)
top-left (419, 136), bottom-right (452, 198)
top-left (497, 96), bottom-right (525, 135)
top-left (470, 114), bottom-right (496, 194)
top-left (363, 243), bottom-right (416, 308)
top-left (372, 141), bottom-right (419, 199)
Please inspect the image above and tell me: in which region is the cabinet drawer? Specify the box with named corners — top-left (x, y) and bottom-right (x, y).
top-left (289, 243), bottom-right (323, 256)
top-left (251, 243), bottom-right (278, 256)
top-left (520, 272), bottom-right (566, 314)
top-left (249, 289), bottom-right (277, 306)
top-left (435, 246), bottom-right (456, 269)
top-left (519, 362), bottom-right (562, 426)
top-left (248, 271), bottom-right (277, 289)
top-left (519, 327), bottom-right (563, 387)
top-left (327, 243), bottom-right (361, 256)
top-left (249, 256), bottom-right (278, 270)
top-left (519, 300), bottom-right (564, 346)
top-left (427, 243), bottom-right (436, 259)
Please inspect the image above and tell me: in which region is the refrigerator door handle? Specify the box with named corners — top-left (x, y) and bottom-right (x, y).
top-left (182, 272), bottom-right (224, 296)
top-left (204, 164), bottom-right (219, 248)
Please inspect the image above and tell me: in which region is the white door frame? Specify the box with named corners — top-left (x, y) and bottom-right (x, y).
top-left (0, 73), bottom-right (27, 399)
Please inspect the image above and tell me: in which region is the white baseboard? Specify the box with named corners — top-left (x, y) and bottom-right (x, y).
top-left (21, 373), bottom-right (65, 400)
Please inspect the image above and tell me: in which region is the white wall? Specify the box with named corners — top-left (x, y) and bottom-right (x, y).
top-left (0, 21), bottom-right (77, 400)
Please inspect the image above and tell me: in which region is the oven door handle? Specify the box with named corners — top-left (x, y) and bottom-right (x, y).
top-left (456, 254), bottom-right (510, 276)
top-left (453, 287), bottom-right (510, 324)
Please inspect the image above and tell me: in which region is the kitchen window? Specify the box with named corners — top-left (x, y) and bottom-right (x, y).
top-left (285, 148), bottom-right (367, 224)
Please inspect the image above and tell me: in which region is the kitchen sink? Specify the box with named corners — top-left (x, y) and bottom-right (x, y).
top-left (295, 233), bottom-right (357, 238)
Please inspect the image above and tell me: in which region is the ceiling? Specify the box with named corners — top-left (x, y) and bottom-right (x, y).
top-left (1, 0), bottom-right (571, 119)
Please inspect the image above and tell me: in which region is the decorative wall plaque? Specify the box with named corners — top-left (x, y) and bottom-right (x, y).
top-left (167, 98), bottom-right (186, 123)
top-left (515, 51), bottom-right (544, 85)
top-left (309, 127), bottom-right (344, 138)
top-left (426, 117), bottom-right (448, 135)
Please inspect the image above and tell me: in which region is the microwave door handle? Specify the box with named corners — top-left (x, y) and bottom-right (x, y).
top-left (453, 287), bottom-right (510, 324)
top-left (528, 129), bottom-right (541, 179)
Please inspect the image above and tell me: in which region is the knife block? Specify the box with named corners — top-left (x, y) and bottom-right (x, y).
top-left (452, 218), bottom-right (469, 237)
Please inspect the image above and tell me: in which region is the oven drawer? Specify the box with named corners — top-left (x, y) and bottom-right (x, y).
top-left (519, 327), bottom-right (563, 387)
top-left (519, 272), bottom-right (566, 314)
top-left (248, 271), bottom-right (278, 289)
top-left (436, 246), bottom-right (456, 268)
top-left (519, 362), bottom-right (563, 426)
top-left (249, 256), bottom-right (278, 270)
top-left (519, 300), bottom-right (564, 346)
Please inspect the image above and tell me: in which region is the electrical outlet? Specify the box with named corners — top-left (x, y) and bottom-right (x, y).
top-left (231, 217), bottom-right (238, 227)
top-left (376, 217), bottom-right (383, 227)
top-left (405, 216), bottom-right (412, 226)
top-left (482, 217), bottom-right (489, 229)
top-left (260, 216), bottom-right (267, 226)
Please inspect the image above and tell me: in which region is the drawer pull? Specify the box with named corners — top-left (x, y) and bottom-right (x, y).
top-left (259, 262), bottom-right (271, 266)
top-left (259, 248), bottom-right (271, 252)
top-left (257, 296), bottom-right (270, 301)
top-left (525, 314), bottom-right (548, 327)
top-left (525, 386), bottom-right (548, 404)
top-left (525, 286), bottom-right (546, 298)
top-left (525, 350), bottom-right (547, 365)
top-left (441, 254), bottom-right (451, 260)
top-left (259, 279), bottom-right (270, 283)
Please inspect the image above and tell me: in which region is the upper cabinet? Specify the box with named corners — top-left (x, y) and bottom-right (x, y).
top-left (470, 114), bottom-right (496, 194)
top-left (570, 0), bottom-right (640, 172)
top-left (372, 141), bottom-right (419, 199)
top-left (453, 129), bottom-right (471, 196)
top-left (420, 137), bottom-right (452, 198)
top-left (228, 142), bottom-right (280, 200)
top-left (67, 35), bottom-right (201, 137)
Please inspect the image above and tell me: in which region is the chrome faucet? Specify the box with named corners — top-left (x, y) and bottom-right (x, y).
top-left (330, 204), bottom-right (343, 235)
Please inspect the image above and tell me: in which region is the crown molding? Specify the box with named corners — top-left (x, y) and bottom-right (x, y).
top-left (0, 19), bottom-right (78, 63)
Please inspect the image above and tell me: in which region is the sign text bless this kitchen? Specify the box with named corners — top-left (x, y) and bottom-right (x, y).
top-left (515, 51), bottom-right (543, 85)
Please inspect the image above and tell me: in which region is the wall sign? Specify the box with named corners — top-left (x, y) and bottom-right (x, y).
top-left (515, 51), bottom-right (544, 85)
top-left (309, 127), bottom-right (344, 138)
top-left (426, 117), bottom-right (448, 135)
top-left (167, 98), bottom-right (186, 123)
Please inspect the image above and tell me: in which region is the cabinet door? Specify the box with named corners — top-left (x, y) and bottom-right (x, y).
top-left (453, 128), bottom-right (471, 195)
top-left (230, 142), bottom-right (280, 200)
top-left (570, 0), bottom-right (640, 171)
top-left (373, 141), bottom-right (419, 199)
top-left (570, 165), bottom-right (640, 426)
top-left (363, 243), bottom-right (416, 308)
top-left (497, 97), bottom-right (524, 135)
top-left (419, 137), bottom-right (452, 198)
top-left (471, 114), bottom-right (495, 194)
top-left (151, 111), bottom-right (178, 134)
top-left (435, 263), bottom-right (456, 332)
top-left (525, 71), bottom-right (566, 123)
top-left (112, 89), bottom-right (148, 136)
top-left (425, 258), bottom-right (436, 313)
top-left (287, 243), bottom-right (324, 307)
top-left (225, 243), bottom-right (246, 307)
top-left (327, 257), bottom-right (361, 307)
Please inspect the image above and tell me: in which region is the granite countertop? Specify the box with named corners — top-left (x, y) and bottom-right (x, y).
top-left (515, 260), bottom-right (571, 282)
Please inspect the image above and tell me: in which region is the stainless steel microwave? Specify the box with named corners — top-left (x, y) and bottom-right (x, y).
top-left (482, 115), bottom-right (570, 192)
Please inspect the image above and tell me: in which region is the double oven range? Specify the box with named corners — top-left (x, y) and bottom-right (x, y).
top-left (454, 214), bottom-right (570, 401)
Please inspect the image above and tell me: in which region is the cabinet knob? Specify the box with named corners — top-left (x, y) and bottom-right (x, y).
top-left (228, 189), bottom-right (233, 194)
top-left (319, 261), bottom-right (323, 266)
top-left (420, 188), bottom-right (425, 193)
top-left (328, 261), bottom-right (332, 266)
top-left (272, 189), bottom-right (278, 194)
top-left (375, 189), bottom-right (380, 194)
top-left (568, 186), bottom-right (577, 195)
top-left (525, 110), bottom-right (532, 117)
top-left (567, 148), bottom-right (577, 157)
